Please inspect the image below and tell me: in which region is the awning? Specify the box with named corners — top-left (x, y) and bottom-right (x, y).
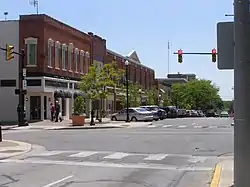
top-left (73, 91), bottom-right (84, 99)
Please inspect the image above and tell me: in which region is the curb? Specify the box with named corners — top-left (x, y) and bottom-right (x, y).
top-left (210, 163), bottom-right (222, 187)
top-left (1, 125), bottom-right (18, 130)
top-left (46, 125), bottom-right (125, 130)
top-left (0, 140), bottom-right (32, 160)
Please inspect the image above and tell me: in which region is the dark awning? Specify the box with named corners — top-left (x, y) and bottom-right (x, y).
top-left (54, 90), bottom-right (65, 98)
top-left (64, 91), bottom-right (72, 98)
top-left (73, 91), bottom-right (84, 99)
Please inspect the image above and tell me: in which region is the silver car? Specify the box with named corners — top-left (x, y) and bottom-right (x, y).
top-left (111, 108), bottom-right (154, 122)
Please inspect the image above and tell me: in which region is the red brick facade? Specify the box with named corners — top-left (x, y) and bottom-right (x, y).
top-left (106, 50), bottom-right (155, 90)
top-left (19, 14), bottom-right (91, 80)
top-left (18, 14), bottom-right (155, 89)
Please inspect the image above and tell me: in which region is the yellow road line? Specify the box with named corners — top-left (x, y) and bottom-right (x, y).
top-left (210, 164), bottom-right (222, 187)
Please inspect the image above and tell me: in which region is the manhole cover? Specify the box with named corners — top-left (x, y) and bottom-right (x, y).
top-left (0, 150), bottom-right (22, 153)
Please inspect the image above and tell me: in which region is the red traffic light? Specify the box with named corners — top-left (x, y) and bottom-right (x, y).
top-left (212, 48), bottom-right (216, 54)
top-left (178, 49), bottom-right (182, 55)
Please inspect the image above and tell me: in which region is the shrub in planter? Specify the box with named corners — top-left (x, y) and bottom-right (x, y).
top-left (72, 96), bottom-right (85, 126)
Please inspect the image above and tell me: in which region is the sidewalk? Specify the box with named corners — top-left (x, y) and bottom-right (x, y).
top-left (2, 118), bottom-right (152, 130)
top-left (0, 140), bottom-right (32, 159)
top-left (210, 158), bottom-right (233, 187)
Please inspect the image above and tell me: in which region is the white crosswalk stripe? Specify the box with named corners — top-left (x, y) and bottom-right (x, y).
top-left (32, 151), bottom-right (66, 156)
top-left (162, 125), bottom-right (173, 128)
top-left (177, 125), bottom-right (187, 128)
top-left (148, 125), bottom-right (157, 128)
top-left (143, 154), bottom-right (168, 161)
top-left (103, 152), bottom-right (131, 159)
top-left (69, 151), bottom-right (98, 158)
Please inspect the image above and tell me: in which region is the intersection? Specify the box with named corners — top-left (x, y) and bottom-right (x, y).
top-left (0, 117), bottom-right (233, 187)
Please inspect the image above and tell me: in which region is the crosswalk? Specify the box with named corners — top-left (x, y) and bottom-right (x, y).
top-left (24, 149), bottom-right (216, 167)
top-left (146, 124), bottom-right (230, 129)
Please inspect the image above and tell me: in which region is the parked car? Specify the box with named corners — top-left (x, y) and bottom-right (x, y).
top-left (186, 110), bottom-right (191, 117)
top-left (190, 110), bottom-right (199, 117)
top-left (197, 110), bottom-right (205, 117)
top-left (140, 105), bottom-right (166, 120)
top-left (160, 106), bottom-right (178, 118)
top-left (111, 107), bottom-right (154, 122)
top-left (220, 111), bottom-right (229, 118)
top-left (206, 111), bottom-right (219, 117)
top-left (177, 109), bottom-right (186, 118)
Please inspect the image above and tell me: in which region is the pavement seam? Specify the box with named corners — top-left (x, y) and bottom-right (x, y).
top-left (210, 163), bottom-right (222, 187)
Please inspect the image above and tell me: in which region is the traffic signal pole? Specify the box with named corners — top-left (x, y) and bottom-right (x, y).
top-left (234, 0), bottom-right (250, 186)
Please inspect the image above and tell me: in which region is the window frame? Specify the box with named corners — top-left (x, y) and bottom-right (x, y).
top-left (47, 38), bottom-right (53, 68)
top-left (62, 44), bottom-right (67, 70)
top-left (55, 41), bottom-right (61, 69)
top-left (25, 37), bottom-right (38, 67)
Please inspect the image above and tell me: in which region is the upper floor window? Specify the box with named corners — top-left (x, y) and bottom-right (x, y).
top-left (80, 50), bottom-right (85, 73)
top-left (62, 44), bottom-right (67, 70)
top-left (74, 48), bottom-right (79, 72)
top-left (55, 41), bottom-right (61, 69)
top-left (85, 52), bottom-right (90, 73)
top-left (25, 37), bottom-right (37, 66)
top-left (47, 38), bottom-right (53, 67)
top-left (68, 43), bottom-right (73, 71)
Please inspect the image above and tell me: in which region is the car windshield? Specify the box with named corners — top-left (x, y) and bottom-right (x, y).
top-left (221, 111), bottom-right (228, 114)
top-left (135, 108), bottom-right (148, 112)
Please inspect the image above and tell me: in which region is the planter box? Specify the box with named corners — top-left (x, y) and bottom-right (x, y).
top-left (72, 115), bottom-right (85, 126)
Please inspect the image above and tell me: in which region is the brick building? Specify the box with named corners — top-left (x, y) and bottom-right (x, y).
top-left (0, 14), bottom-right (155, 122)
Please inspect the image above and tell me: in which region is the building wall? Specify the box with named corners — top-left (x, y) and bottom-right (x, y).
top-left (0, 21), bottom-right (20, 122)
top-left (19, 14), bottom-right (92, 80)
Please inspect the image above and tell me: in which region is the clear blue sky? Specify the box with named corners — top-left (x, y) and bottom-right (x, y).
top-left (1, 0), bottom-right (234, 100)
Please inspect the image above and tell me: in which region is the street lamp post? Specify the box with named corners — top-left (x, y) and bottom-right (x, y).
top-left (125, 60), bottom-right (130, 122)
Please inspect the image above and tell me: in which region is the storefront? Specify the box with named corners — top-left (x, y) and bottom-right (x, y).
top-left (25, 76), bottom-right (85, 121)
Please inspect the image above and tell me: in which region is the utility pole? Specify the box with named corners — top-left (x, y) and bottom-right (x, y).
top-left (234, 0), bottom-right (250, 186)
top-left (167, 41), bottom-right (170, 75)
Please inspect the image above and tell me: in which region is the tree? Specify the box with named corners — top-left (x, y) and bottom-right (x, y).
top-left (99, 62), bottom-right (125, 111)
top-left (119, 82), bottom-right (141, 107)
top-left (145, 87), bottom-right (158, 105)
top-left (170, 79), bottom-right (223, 111)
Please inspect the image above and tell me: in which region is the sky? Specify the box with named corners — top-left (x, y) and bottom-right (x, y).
top-left (1, 0), bottom-right (234, 100)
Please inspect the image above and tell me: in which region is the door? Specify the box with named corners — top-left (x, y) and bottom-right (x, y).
top-left (30, 96), bottom-right (41, 120)
top-left (44, 96), bottom-right (47, 119)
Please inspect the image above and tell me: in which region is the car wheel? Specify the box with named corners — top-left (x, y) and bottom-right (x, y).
top-left (111, 116), bottom-right (117, 121)
top-left (131, 117), bottom-right (137, 121)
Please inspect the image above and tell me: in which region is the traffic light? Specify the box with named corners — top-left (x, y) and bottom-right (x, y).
top-left (212, 48), bottom-right (216, 62)
top-left (6, 44), bottom-right (14, 61)
top-left (178, 49), bottom-right (183, 63)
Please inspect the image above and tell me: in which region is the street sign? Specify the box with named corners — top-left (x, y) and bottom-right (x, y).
top-left (22, 80), bottom-right (27, 90)
top-left (22, 68), bottom-right (26, 77)
top-left (217, 21), bottom-right (234, 70)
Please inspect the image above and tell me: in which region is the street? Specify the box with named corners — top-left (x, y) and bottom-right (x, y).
top-left (0, 117), bottom-right (233, 187)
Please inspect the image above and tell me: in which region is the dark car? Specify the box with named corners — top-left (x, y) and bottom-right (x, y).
top-left (160, 106), bottom-right (177, 118)
top-left (140, 105), bottom-right (166, 120)
top-left (206, 111), bottom-right (219, 117)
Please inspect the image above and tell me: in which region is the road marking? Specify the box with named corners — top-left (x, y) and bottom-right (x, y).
top-left (162, 125), bottom-right (172, 128)
top-left (188, 156), bottom-right (207, 163)
top-left (177, 125), bottom-right (186, 128)
top-left (103, 152), bottom-right (130, 159)
top-left (32, 151), bottom-right (65, 156)
top-left (143, 154), bottom-right (168, 160)
top-left (0, 158), bottom-right (213, 171)
top-left (210, 164), bottom-right (222, 187)
top-left (148, 125), bottom-right (156, 128)
top-left (42, 175), bottom-right (73, 187)
top-left (69, 151), bottom-right (98, 158)
top-left (192, 123), bottom-right (196, 126)
top-left (193, 125), bottom-right (203, 128)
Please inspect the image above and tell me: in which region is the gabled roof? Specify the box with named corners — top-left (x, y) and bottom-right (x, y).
top-left (127, 50), bottom-right (141, 63)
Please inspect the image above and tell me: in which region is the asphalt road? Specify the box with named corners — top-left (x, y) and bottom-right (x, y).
top-left (0, 117), bottom-right (233, 187)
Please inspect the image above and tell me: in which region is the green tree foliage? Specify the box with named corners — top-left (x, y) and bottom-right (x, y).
top-left (145, 87), bottom-right (158, 105)
top-left (170, 79), bottom-right (223, 110)
top-left (120, 82), bottom-right (141, 107)
top-left (223, 100), bottom-right (232, 111)
top-left (80, 65), bottom-right (102, 100)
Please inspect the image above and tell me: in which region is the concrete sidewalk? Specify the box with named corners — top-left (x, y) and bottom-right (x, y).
top-left (210, 158), bottom-right (233, 187)
top-left (2, 119), bottom-right (152, 131)
top-left (0, 140), bottom-right (32, 159)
